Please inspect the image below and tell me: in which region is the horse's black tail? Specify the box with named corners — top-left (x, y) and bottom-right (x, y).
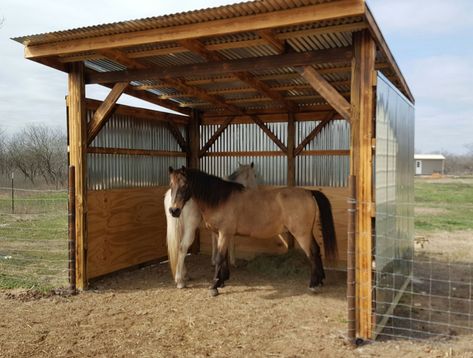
top-left (311, 190), bottom-right (337, 260)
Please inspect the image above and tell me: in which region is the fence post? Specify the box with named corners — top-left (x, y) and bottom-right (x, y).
top-left (11, 172), bottom-right (14, 214)
top-left (68, 166), bottom-right (76, 292)
top-left (347, 175), bottom-right (356, 342)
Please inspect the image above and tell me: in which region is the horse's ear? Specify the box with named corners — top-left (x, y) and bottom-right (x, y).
top-left (169, 166), bottom-right (174, 174)
top-left (250, 162), bottom-right (254, 168)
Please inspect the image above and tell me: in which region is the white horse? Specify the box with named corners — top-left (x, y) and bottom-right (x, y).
top-left (164, 163), bottom-right (257, 288)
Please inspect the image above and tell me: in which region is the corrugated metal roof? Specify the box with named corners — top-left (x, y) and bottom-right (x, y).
top-left (12, 0), bottom-right (413, 112)
top-left (12, 0), bottom-right (334, 46)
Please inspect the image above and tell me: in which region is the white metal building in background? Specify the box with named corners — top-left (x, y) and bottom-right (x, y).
top-left (414, 154), bottom-right (445, 175)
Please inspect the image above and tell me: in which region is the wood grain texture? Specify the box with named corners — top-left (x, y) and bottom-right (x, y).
top-left (298, 66), bottom-right (352, 120)
top-left (351, 30), bottom-right (376, 340)
top-left (25, 0), bottom-right (364, 58)
top-left (67, 62), bottom-right (87, 290)
top-left (87, 187), bottom-right (168, 279)
top-left (87, 82), bottom-right (128, 144)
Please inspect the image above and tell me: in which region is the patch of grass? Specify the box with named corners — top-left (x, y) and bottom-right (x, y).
top-left (0, 191), bottom-right (68, 291)
top-left (246, 250), bottom-right (309, 277)
top-left (415, 178), bottom-right (473, 232)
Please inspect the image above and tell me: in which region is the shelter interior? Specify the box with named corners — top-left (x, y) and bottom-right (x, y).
top-left (14, 0), bottom-right (415, 340)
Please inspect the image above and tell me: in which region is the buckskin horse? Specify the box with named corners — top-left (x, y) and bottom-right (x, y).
top-left (167, 167), bottom-right (337, 296)
top-left (164, 163), bottom-right (257, 288)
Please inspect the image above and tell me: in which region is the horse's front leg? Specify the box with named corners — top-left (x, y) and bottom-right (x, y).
top-left (210, 232), bottom-right (231, 297)
top-left (175, 227), bottom-right (195, 289)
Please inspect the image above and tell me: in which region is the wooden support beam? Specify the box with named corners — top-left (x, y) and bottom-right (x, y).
top-left (25, 0), bottom-right (364, 58)
top-left (188, 109), bottom-right (201, 255)
top-left (86, 47), bottom-right (353, 84)
top-left (294, 112), bottom-right (336, 156)
top-left (87, 147), bottom-right (186, 157)
top-left (287, 113), bottom-right (296, 186)
top-left (84, 98), bottom-right (189, 125)
top-left (87, 82), bottom-right (128, 145)
top-left (257, 29), bottom-right (287, 54)
top-left (297, 66), bottom-right (352, 120)
top-left (188, 110), bottom-right (201, 170)
top-left (199, 116), bottom-right (235, 157)
top-left (250, 115), bottom-right (287, 154)
top-left (99, 49), bottom-right (246, 116)
top-left (166, 121), bottom-right (188, 153)
top-left (67, 62), bottom-right (87, 290)
top-left (350, 30), bottom-right (376, 340)
top-left (180, 38), bottom-right (297, 111)
top-left (58, 22), bottom-right (368, 64)
top-left (164, 77), bottom-right (243, 114)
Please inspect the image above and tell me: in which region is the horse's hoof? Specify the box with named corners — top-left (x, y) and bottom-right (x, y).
top-left (209, 288), bottom-right (219, 297)
top-left (176, 282), bottom-right (186, 289)
top-left (309, 286), bottom-right (322, 293)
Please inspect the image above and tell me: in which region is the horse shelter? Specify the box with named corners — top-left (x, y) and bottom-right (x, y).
top-left (14, 0), bottom-right (422, 342)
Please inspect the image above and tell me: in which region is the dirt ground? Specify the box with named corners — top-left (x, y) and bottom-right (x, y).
top-left (1, 254), bottom-right (472, 358)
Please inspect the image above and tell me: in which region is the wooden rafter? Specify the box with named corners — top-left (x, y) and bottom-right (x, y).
top-left (84, 98), bottom-right (188, 125)
top-left (87, 147), bottom-right (186, 157)
top-left (199, 116), bottom-right (235, 157)
top-left (256, 29), bottom-right (287, 54)
top-left (142, 81), bottom-right (351, 98)
top-left (86, 47), bottom-right (353, 85)
top-left (294, 112), bottom-right (336, 156)
top-left (297, 66), bottom-right (352, 120)
top-left (58, 22), bottom-right (368, 64)
top-left (25, 0), bottom-right (364, 58)
top-left (180, 38), bottom-right (297, 111)
top-left (87, 82), bottom-right (128, 144)
top-left (101, 82), bottom-right (190, 115)
top-left (98, 49), bottom-right (287, 153)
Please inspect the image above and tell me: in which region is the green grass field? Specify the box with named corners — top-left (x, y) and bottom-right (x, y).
top-left (0, 190), bottom-right (68, 291)
top-left (415, 177), bottom-right (473, 232)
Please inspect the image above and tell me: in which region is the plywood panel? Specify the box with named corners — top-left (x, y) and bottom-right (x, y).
top-left (200, 186), bottom-right (349, 269)
top-left (87, 187), bottom-right (168, 279)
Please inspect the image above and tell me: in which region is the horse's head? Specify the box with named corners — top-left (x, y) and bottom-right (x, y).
top-left (168, 166), bottom-right (191, 218)
top-left (228, 162), bottom-right (257, 188)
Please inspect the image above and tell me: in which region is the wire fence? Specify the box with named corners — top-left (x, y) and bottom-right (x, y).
top-left (0, 186), bottom-right (69, 291)
top-left (373, 197), bottom-right (473, 341)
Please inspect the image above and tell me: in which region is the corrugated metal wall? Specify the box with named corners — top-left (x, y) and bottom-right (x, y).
top-left (87, 110), bottom-right (186, 190)
top-left (200, 120), bottom-right (349, 186)
top-left (374, 73), bottom-right (415, 329)
top-left (296, 120), bottom-right (350, 187)
top-left (200, 122), bottom-right (288, 185)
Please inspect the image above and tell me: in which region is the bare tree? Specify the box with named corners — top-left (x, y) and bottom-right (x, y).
top-left (7, 125), bottom-right (67, 187)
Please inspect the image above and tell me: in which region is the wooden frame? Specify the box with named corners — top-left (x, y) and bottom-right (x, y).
top-left (19, 0), bottom-right (415, 343)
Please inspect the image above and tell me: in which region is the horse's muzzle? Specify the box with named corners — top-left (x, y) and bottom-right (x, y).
top-left (169, 207), bottom-right (181, 218)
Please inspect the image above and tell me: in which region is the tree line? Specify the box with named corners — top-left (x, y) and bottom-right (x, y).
top-left (0, 125), bottom-right (67, 188)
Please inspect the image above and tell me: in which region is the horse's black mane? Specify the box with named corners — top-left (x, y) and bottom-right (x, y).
top-left (186, 169), bottom-right (244, 207)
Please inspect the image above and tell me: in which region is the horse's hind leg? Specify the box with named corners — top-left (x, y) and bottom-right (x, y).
top-left (293, 233), bottom-right (325, 292)
top-left (210, 232), bottom-right (231, 296)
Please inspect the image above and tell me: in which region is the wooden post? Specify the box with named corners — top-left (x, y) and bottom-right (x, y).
top-left (67, 62), bottom-right (88, 290)
top-left (68, 166), bottom-right (76, 292)
top-left (286, 113), bottom-right (296, 250)
top-left (347, 175), bottom-right (356, 341)
top-left (188, 109), bottom-right (201, 254)
top-left (287, 113), bottom-right (296, 187)
top-left (350, 30), bottom-right (376, 340)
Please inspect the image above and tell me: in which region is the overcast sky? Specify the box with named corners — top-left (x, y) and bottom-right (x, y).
top-left (1, 0), bottom-right (472, 154)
